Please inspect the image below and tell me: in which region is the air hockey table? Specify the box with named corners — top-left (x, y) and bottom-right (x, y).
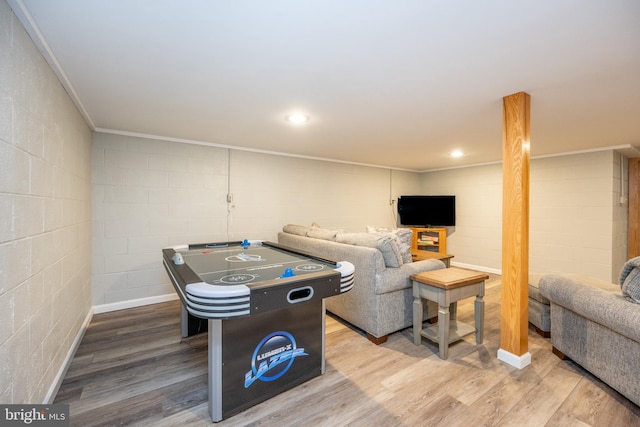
top-left (162, 240), bottom-right (355, 422)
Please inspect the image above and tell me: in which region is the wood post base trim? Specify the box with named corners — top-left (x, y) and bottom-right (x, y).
top-left (366, 333), bottom-right (388, 345)
top-left (497, 348), bottom-right (532, 369)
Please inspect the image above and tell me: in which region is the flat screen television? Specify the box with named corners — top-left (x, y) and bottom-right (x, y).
top-left (397, 195), bottom-right (456, 226)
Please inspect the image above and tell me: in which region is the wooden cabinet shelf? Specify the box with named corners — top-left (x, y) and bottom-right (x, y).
top-left (409, 227), bottom-right (447, 255)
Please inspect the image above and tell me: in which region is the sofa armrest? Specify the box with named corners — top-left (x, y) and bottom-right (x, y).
top-left (375, 259), bottom-right (446, 295)
top-left (539, 274), bottom-right (640, 343)
top-left (402, 259), bottom-right (447, 275)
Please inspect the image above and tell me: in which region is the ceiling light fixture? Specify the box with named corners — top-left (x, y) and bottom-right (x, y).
top-left (451, 150), bottom-right (464, 158)
top-left (286, 113), bottom-right (309, 124)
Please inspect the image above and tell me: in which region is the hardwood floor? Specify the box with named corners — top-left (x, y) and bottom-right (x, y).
top-left (55, 277), bottom-right (640, 426)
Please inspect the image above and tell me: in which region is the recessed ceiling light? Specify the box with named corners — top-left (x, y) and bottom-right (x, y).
top-left (451, 150), bottom-right (464, 158)
top-left (286, 113), bottom-right (309, 124)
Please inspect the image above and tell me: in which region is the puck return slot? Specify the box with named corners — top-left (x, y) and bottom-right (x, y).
top-left (287, 286), bottom-right (314, 303)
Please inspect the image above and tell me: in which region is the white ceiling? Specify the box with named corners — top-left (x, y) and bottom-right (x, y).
top-left (10, 0), bottom-right (640, 170)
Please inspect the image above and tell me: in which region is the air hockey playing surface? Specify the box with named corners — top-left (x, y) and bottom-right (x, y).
top-left (185, 243), bottom-right (340, 285)
top-left (162, 241), bottom-right (354, 422)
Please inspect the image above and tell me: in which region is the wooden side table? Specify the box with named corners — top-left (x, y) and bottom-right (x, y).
top-left (411, 268), bottom-right (489, 359)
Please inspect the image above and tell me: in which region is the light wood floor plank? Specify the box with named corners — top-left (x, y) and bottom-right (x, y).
top-left (498, 363), bottom-right (582, 426)
top-left (55, 278), bottom-right (640, 426)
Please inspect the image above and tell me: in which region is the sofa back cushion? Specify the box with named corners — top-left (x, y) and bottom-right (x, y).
top-left (366, 227), bottom-right (413, 264)
top-left (621, 269), bottom-right (640, 304)
top-left (620, 256), bottom-right (640, 304)
top-left (283, 224), bottom-right (311, 236)
top-left (336, 232), bottom-right (403, 268)
top-left (307, 227), bottom-right (341, 241)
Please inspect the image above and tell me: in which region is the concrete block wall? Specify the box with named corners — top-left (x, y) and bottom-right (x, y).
top-left (92, 133), bottom-right (230, 306)
top-left (0, 0), bottom-right (93, 403)
top-left (422, 163), bottom-right (503, 272)
top-left (422, 150), bottom-right (627, 282)
top-left (95, 130), bottom-right (630, 307)
top-left (530, 151), bottom-right (626, 282)
top-left (92, 132), bottom-right (420, 307)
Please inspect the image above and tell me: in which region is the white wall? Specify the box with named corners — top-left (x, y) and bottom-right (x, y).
top-left (421, 150), bottom-right (628, 282)
top-left (421, 162), bottom-right (503, 272)
top-left (92, 133), bottom-right (230, 306)
top-left (530, 151), bottom-right (627, 282)
top-left (94, 131), bottom-right (629, 307)
top-left (228, 150), bottom-right (416, 234)
top-left (0, 0), bottom-right (92, 403)
top-left (92, 132), bottom-right (420, 307)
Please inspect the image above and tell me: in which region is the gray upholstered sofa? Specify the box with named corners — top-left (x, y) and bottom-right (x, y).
top-left (528, 273), bottom-right (551, 336)
top-left (277, 224), bottom-right (446, 344)
top-left (539, 273), bottom-right (640, 407)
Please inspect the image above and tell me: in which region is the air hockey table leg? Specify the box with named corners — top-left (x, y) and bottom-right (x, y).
top-left (209, 319), bottom-right (223, 422)
top-left (321, 299), bottom-right (326, 374)
top-left (180, 304), bottom-right (189, 338)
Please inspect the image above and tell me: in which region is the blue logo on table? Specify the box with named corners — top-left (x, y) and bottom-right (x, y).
top-left (244, 331), bottom-right (307, 388)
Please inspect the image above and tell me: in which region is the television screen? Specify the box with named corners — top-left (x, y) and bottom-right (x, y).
top-left (397, 195), bottom-right (456, 226)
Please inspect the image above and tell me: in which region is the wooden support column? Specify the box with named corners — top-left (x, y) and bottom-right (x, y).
top-left (498, 91), bottom-right (531, 369)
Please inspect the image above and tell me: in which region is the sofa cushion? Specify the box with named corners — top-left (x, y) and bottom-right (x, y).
top-left (283, 224), bottom-right (311, 236)
top-left (620, 257), bottom-right (640, 304)
top-left (392, 229), bottom-right (413, 263)
top-left (528, 273), bottom-right (549, 305)
top-left (336, 232), bottom-right (403, 268)
top-left (366, 226), bottom-right (413, 264)
top-left (622, 270), bottom-right (640, 304)
top-left (307, 227), bottom-right (341, 241)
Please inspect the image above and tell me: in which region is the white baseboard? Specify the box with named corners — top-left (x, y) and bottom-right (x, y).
top-left (450, 261), bottom-right (501, 275)
top-left (93, 293), bottom-right (179, 314)
top-left (497, 348), bottom-right (532, 369)
top-left (43, 308), bottom-right (94, 404)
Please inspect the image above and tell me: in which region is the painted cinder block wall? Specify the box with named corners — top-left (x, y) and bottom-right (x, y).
top-left (91, 131), bottom-right (421, 307)
top-left (0, 0), bottom-right (93, 403)
top-left (93, 130), bottom-right (628, 310)
top-left (421, 150), bottom-right (628, 282)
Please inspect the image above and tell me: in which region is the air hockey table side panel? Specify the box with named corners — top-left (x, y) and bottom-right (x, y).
top-left (210, 299), bottom-right (325, 420)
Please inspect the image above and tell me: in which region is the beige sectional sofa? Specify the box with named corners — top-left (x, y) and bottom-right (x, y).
top-left (277, 224), bottom-right (446, 344)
